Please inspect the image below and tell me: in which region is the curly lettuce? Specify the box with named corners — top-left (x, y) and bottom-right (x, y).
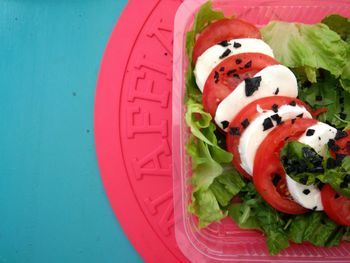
top-left (261, 18), bottom-right (350, 128)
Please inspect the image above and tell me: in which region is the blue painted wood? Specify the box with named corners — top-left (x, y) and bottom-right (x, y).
top-left (0, 1), bottom-right (142, 262)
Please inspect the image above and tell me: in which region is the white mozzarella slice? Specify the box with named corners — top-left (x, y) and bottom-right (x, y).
top-left (298, 123), bottom-right (337, 156)
top-left (286, 122), bottom-right (337, 211)
top-left (215, 65), bottom-right (298, 130)
top-left (286, 177), bottom-right (323, 211)
top-left (239, 105), bottom-right (312, 176)
top-left (194, 38), bottom-right (274, 92)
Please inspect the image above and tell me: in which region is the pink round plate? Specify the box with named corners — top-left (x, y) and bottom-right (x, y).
top-left (94, 0), bottom-right (188, 262)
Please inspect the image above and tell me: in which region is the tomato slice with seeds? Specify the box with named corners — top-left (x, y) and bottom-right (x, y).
top-left (321, 184), bottom-right (350, 226)
top-left (226, 96), bottom-right (310, 179)
top-left (202, 53), bottom-right (279, 117)
top-left (253, 118), bottom-right (317, 214)
top-left (192, 18), bottom-right (261, 64)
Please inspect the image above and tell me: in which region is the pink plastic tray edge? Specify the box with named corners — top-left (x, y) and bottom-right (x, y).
top-left (172, 0), bottom-right (350, 262)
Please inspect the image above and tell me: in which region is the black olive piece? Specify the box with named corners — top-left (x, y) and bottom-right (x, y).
top-left (310, 156), bottom-right (323, 166)
top-left (241, 118), bottom-right (250, 129)
top-left (233, 74), bottom-right (240, 79)
top-left (328, 139), bottom-right (340, 152)
top-left (309, 166), bottom-right (324, 173)
top-left (296, 159), bottom-right (308, 173)
top-left (303, 189), bottom-right (310, 195)
top-left (214, 71), bottom-right (219, 80)
top-left (219, 48), bottom-right (231, 59)
top-left (302, 147), bottom-right (317, 159)
top-left (221, 121), bottom-right (229, 129)
top-left (217, 40), bottom-right (230, 47)
top-left (227, 69), bottom-right (236, 76)
top-left (272, 173), bottom-right (282, 187)
top-left (327, 158), bottom-right (337, 169)
top-left (306, 129), bottom-right (315, 136)
top-left (315, 95), bottom-right (323, 101)
top-left (271, 104), bottom-right (278, 113)
top-left (233, 42), bottom-right (241, 48)
top-left (335, 153), bottom-right (346, 165)
top-left (271, 114), bottom-right (282, 125)
top-left (335, 130), bottom-right (348, 140)
top-left (340, 181), bottom-right (348, 189)
top-left (316, 181), bottom-right (325, 190)
top-left (339, 112), bottom-right (347, 120)
top-left (244, 76), bottom-right (262, 97)
top-left (230, 127), bottom-right (241, 136)
top-left (244, 60), bottom-right (252, 69)
top-left (262, 117), bottom-right (274, 131)
top-left (299, 176), bottom-right (309, 185)
top-left (344, 174), bottom-right (350, 183)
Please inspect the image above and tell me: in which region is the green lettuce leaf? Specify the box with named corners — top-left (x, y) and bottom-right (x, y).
top-left (186, 106), bottom-right (234, 227)
top-left (280, 140), bottom-right (350, 197)
top-left (185, 100), bottom-right (233, 163)
top-left (256, 205), bottom-right (289, 255)
top-left (297, 71), bottom-right (350, 128)
top-left (343, 227), bottom-right (350, 241)
top-left (203, 122), bottom-right (233, 164)
top-left (340, 51), bottom-right (350, 92)
top-left (186, 135), bottom-right (223, 192)
top-left (210, 168), bottom-right (245, 207)
top-left (321, 156), bottom-right (350, 198)
top-left (280, 140), bottom-right (324, 185)
top-left (229, 203), bottom-right (261, 230)
top-left (185, 0), bottom-right (225, 103)
top-left (261, 21), bottom-right (348, 82)
top-left (229, 183), bottom-right (348, 254)
top-left (322, 14), bottom-right (350, 42)
top-left (190, 168), bottom-right (246, 229)
top-left (186, 0), bottom-right (225, 66)
top-left (187, 135), bottom-right (236, 227)
top-left (185, 99), bottom-right (214, 145)
top-left (187, 134), bottom-right (226, 228)
top-left (185, 2), bottom-right (238, 228)
top-left (190, 189), bottom-right (226, 228)
top-left (341, 77), bottom-right (350, 93)
top-left (229, 183), bottom-right (289, 255)
top-left (228, 183), bottom-right (261, 229)
top-left (288, 212), bottom-right (344, 247)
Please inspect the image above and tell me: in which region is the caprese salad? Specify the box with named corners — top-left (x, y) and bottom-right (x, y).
top-left (184, 1), bottom-right (350, 255)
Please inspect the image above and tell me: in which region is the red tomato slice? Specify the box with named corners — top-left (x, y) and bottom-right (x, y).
top-left (202, 53), bottom-right (279, 117)
top-left (321, 184), bottom-right (350, 226)
top-left (253, 118), bottom-right (318, 214)
top-left (333, 130), bottom-right (350, 156)
top-left (192, 18), bottom-right (261, 64)
top-left (226, 96), bottom-right (310, 178)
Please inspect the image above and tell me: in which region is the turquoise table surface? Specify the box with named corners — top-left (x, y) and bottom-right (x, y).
top-left (0, 0), bottom-right (142, 262)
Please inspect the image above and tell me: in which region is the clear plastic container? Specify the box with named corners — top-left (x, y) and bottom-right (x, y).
top-left (172, 0), bottom-right (350, 262)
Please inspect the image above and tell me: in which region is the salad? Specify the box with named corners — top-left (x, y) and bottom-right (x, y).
top-left (184, 1), bottom-right (350, 255)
